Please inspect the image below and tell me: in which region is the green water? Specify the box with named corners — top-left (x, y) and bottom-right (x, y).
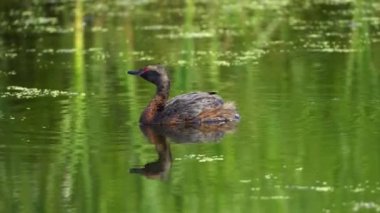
top-left (1, 0), bottom-right (380, 212)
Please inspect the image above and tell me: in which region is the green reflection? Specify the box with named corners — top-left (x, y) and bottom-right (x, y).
top-left (0, 0), bottom-right (380, 213)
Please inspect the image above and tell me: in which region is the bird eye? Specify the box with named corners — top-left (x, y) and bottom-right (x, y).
top-left (140, 67), bottom-right (150, 75)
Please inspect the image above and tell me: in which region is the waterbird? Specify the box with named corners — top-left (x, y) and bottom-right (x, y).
top-left (128, 65), bottom-right (240, 125)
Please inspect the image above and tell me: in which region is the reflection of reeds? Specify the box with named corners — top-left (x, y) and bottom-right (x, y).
top-left (1, 0), bottom-right (380, 212)
top-left (346, 0), bottom-right (378, 96)
top-left (52, 0), bottom-right (93, 211)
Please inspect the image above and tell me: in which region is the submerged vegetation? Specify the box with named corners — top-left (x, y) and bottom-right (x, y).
top-left (0, 0), bottom-right (380, 213)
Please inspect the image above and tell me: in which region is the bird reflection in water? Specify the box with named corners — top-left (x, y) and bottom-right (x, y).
top-left (129, 126), bottom-right (172, 180)
top-left (129, 123), bottom-right (237, 180)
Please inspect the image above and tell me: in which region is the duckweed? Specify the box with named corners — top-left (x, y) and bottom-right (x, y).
top-left (1, 1), bottom-right (380, 213)
top-left (176, 154), bottom-right (224, 162)
top-left (2, 86), bottom-right (86, 99)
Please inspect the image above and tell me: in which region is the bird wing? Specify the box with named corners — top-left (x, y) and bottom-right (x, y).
top-left (160, 92), bottom-right (224, 122)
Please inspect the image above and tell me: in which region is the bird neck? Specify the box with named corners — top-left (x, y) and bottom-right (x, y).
top-left (140, 80), bottom-right (170, 124)
top-left (156, 80), bottom-right (170, 99)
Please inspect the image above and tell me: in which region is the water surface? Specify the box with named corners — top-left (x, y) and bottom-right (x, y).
top-left (1, 0), bottom-right (380, 212)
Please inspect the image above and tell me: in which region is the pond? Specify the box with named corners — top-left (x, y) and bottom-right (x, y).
top-left (1, 0), bottom-right (380, 212)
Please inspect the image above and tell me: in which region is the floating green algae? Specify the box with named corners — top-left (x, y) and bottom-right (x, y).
top-left (175, 154), bottom-right (224, 163)
top-left (1, 86), bottom-right (86, 99)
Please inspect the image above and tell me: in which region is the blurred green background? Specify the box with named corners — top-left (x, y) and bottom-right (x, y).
top-left (0, 0), bottom-right (380, 212)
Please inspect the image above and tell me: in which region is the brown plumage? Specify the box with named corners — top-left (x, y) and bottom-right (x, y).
top-left (128, 65), bottom-right (240, 125)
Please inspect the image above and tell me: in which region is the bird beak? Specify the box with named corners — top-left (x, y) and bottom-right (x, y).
top-left (127, 70), bottom-right (141, 75)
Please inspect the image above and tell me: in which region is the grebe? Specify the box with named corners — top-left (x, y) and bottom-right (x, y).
top-left (128, 65), bottom-right (240, 125)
